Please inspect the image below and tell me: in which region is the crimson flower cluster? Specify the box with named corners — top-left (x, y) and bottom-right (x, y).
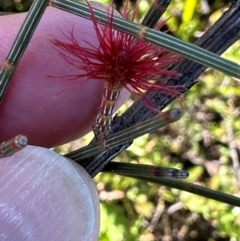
top-left (51, 1), bottom-right (181, 141)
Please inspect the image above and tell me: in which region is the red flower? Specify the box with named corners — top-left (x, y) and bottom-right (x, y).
top-left (51, 1), bottom-right (181, 143)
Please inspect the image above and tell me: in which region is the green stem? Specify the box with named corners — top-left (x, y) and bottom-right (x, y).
top-left (125, 175), bottom-right (240, 207)
top-left (0, 0), bottom-right (50, 103)
top-left (102, 162), bottom-right (189, 179)
top-left (51, 0), bottom-right (240, 79)
top-left (141, 0), bottom-right (172, 28)
top-left (65, 108), bottom-right (181, 163)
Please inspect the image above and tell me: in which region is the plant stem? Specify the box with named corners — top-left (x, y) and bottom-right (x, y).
top-left (102, 162), bottom-right (189, 179)
top-left (66, 108), bottom-right (181, 174)
top-left (0, 0), bottom-right (50, 103)
top-left (74, 0), bottom-right (240, 176)
top-left (0, 135), bottom-right (28, 158)
top-left (50, 0), bottom-right (240, 79)
top-left (141, 0), bottom-right (172, 28)
top-left (125, 175), bottom-right (240, 207)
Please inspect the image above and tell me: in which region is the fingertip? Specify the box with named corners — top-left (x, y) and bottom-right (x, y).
top-left (0, 146), bottom-right (100, 241)
top-left (0, 7), bottom-right (103, 147)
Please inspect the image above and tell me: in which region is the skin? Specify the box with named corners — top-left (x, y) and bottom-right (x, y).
top-left (0, 146), bottom-right (100, 241)
top-left (0, 6), bottom-right (129, 148)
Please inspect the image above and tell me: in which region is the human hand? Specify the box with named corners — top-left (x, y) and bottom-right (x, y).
top-left (0, 145), bottom-right (100, 241)
top-left (0, 6), bottom-right (129, 147)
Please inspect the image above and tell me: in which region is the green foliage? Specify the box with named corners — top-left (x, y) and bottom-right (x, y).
top-left (100, 202), bottom-right (136, 241)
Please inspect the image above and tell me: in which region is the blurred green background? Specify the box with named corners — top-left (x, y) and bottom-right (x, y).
top-left (2, 0), bottom-right (240, 240)
top-left (0, 0), bottom-right (33, 12)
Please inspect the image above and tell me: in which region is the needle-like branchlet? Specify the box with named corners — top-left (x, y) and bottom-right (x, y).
top-left (0, 135), bottom-right (28, 158)
top-left (51, 1), bottom-right (182, 144)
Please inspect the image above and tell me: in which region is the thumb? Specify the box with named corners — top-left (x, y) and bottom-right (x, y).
top-left (0, 146), bottom-right (100, 241)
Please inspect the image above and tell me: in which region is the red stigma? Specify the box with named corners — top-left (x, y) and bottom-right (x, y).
top-left (51, 1), bottom-right (182, 142)
top-left (51, 1), bottom-right (181, 103)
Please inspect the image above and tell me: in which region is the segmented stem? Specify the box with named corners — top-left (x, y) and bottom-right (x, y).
top-left (65, 108), bottom-right (182, 165)
top-left (131, 176), bottom-right (240, 207)
top-left (0, 0), bottom-right (50, 104)
top-left (141, 0), bottom-right (171, 28)
top-left (51, 0), bottom-right (240, 79)
top-left (93, 83), bottom-right (121, 143)
top-left (102, 162), bottom-right (189, 179)
top-left (0, 135), bottom-right (28, 158)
